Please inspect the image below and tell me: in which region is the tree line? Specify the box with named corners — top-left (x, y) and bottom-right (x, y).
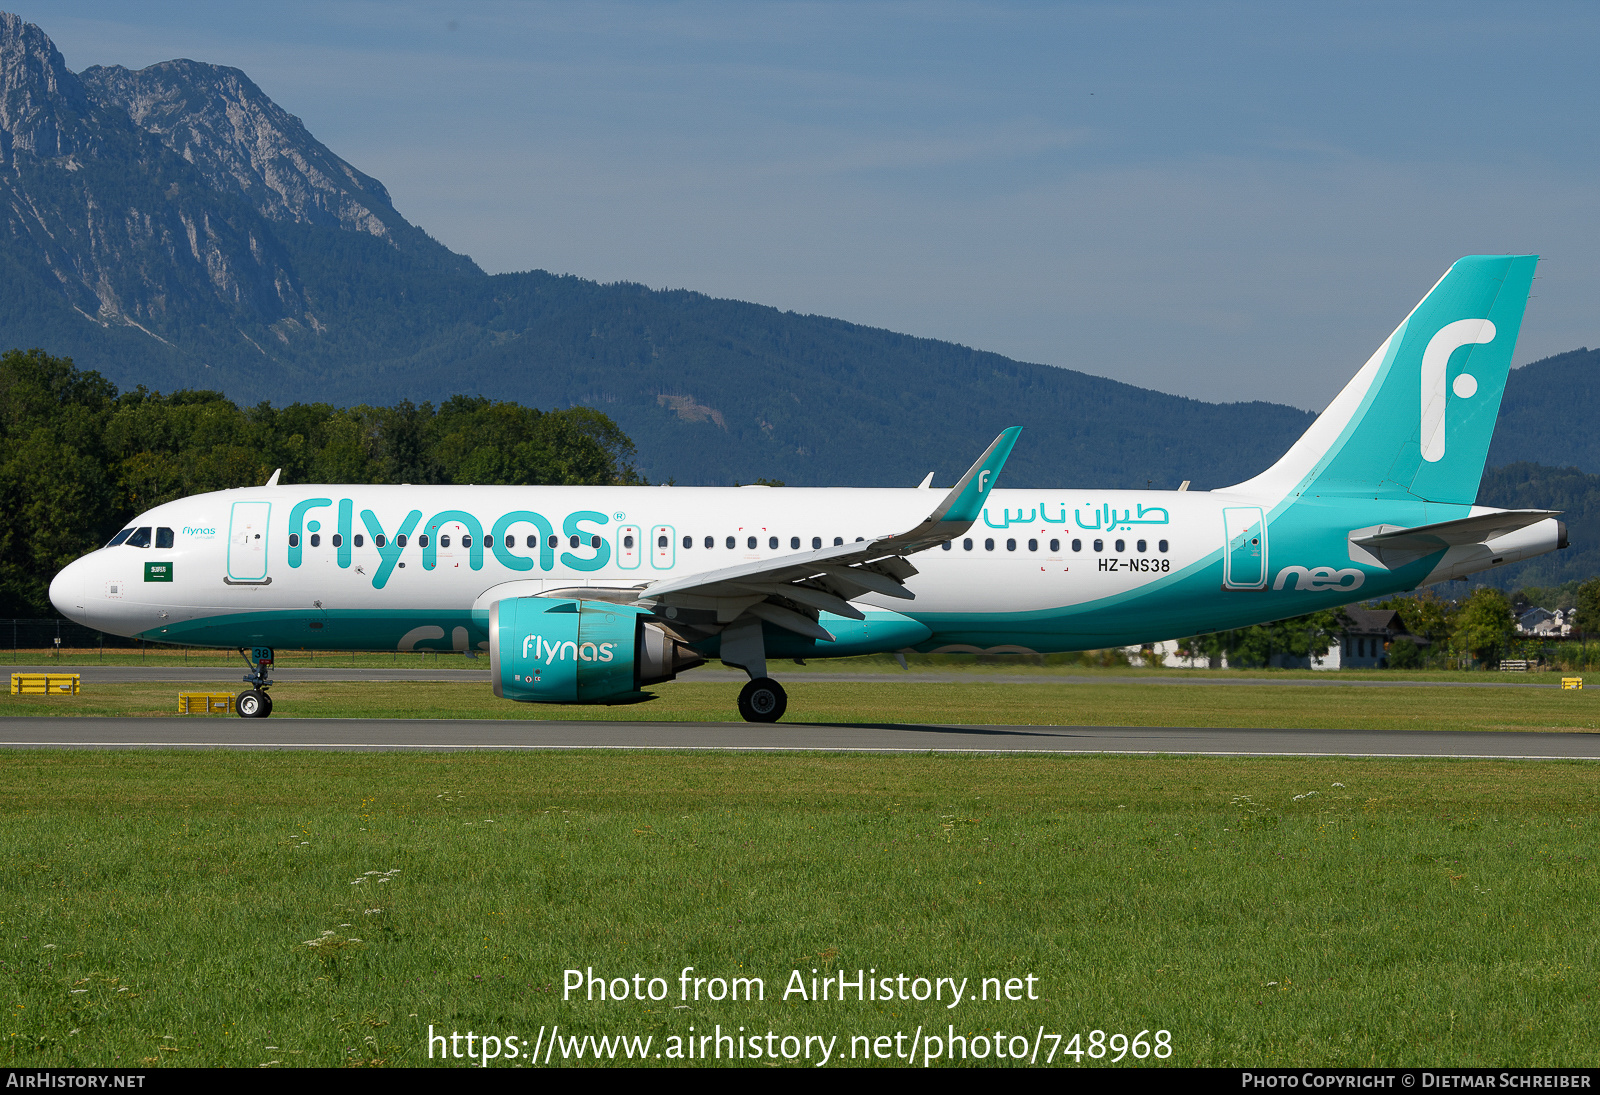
top-left (1179, 582), bottom-right (1600, 670)
top-left (0, 349), bottom-right (641, 616)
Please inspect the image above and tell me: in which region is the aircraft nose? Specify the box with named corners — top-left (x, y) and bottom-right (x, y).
top-left (50, 556), bottom-right (90, 626)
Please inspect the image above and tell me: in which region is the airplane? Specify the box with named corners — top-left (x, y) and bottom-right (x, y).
top-left (49, 255), bottom-right (1567, 721)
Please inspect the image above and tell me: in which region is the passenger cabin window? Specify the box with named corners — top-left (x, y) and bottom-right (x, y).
top-left (704, 536), bottom-right (714, 549)
top-left (310, 534), bottom-right (321, 547)
top-left (942, 541), bottom-right (952, 551)
top-left (569, 535), bottom-right (580, 548)
top-left (548, 535), bottom-right (559, 548)
top-left (438, 535), bottom-right (449, 548)
top-left (747, 536), bottom-right (757, 550)
top-left (288, 533), bottom-right (300, 548)
top-left (625, 535), bottom-right (635, 549)
top-left (397, 534), bottom-right (408, 547)
top-left (812, 537), bottom-right (822, 549)
top-left (984, 538), bottom-right (995, 551)
top-left (1072, 539), bottom-right (1082, 552)
top-left (419, 534), bottom-right (429, 548)
top-left (591, 535), bottom-right (602, 548)
top-left (1049, 539), bottom-right (1060, 552)
top-left (354, 534), bottom-right (366, 547)
top-left (1006, 538), bottom-right (1016, 551)
top-left (155, 528), bottom-right (174, 549)
top-left (790, 536), bottom-right (800, 550)
top-left (682, 535), bottom-right (692, 548)
top-left (375, 535), bottom-right (387, 548)
top-left (461, 535), bottom-right (472, 548)
top-left (333, 534), bottom-right (343, 548)
top-left (1158, 540), bottom-right (1169, 553)
top-left (834, 537), bottom-right (843, 546)
top-left (726, 536), bottom-right (736, 549)
top-left (1114, 539), bottom-right (1125, 552)
top-left (963, 538), bottom-right (973, 550)
top-left (1136, 539), bottom-right (1146, 553)
top-left (657, 535), bottom-right (669, 548)
top-left (769, 536), bottom-right (779, 550)
top-left (126, 527), bottom-right (152, 548)
top-left (1028, 539), bottom-right (1038, 551)
top-left (107, 529), bottom-right (133, 547)
top-left (1093, 539), bottom-right (1103, 552)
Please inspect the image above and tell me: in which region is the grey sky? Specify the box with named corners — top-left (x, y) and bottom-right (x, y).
top-left (20, 1), bottom-right (1599, 409)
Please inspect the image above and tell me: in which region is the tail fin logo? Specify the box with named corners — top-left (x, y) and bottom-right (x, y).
top-left (1420, 318), bottom-right (1495, 463)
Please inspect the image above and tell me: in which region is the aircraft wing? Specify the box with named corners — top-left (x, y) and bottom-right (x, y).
top-left (623, 428), bottom-right (1022, 640)
top-left (1350, 509), bottom-right (1561, 570)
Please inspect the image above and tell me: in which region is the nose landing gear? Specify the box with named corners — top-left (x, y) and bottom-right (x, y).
top-left (237, 646), bottom-right (276, 718)
top-left (237, 688), bottom-right (273, 718)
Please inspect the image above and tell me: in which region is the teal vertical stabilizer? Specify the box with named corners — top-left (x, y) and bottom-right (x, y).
top-left (1235, 255), bottom-right (1537, 507)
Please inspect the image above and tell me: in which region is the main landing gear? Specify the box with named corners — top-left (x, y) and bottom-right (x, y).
top-left (721, 616), bottom-right (787, 723)
top-left (237, 646), bottom-right (275, 718)
top-left (737, 677), bottom-right (787, 723)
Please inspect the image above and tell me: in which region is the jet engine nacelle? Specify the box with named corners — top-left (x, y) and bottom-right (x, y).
top-left (490, 597), bottom-right (704, 702)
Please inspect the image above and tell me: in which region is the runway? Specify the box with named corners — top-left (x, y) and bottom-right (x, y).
top-left (0, 717), bottom-right (1595, 759)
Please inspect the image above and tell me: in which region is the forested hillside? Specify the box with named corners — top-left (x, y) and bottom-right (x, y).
top-left (1486, 347), bottom-right (1600, 473)
top-left (0, 350), bottom-right (638, 616)
top-left (1474, 462), bottom-right (1600, 591)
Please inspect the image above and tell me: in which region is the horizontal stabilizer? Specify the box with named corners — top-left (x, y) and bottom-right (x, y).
top-left (1350, 509), bottom-right (1560, 570)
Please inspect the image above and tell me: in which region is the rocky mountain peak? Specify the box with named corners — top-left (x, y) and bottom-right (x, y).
top-left (0, 12), bottom-right (108, 164)
top-left (0, 10), bottom-right (481, 370)
top-left (80, 58), bottom-right (417, 245)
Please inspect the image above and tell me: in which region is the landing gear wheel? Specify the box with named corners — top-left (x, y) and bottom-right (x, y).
top-left (737, 677), bottom-right (787, 723)
top-left (259, 692), bottom-right (273, 718)
top-left (237, 689), bottom-right (269, 718)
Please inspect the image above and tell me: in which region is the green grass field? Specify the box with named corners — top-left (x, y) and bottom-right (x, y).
top-left (5, 677), bottom-right (1598, 733)
top-left (1, 750), bottom-right (1597, 1068)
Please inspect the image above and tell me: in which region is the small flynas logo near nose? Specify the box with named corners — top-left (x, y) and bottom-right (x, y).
top-left (1420, 318), bottom-right (1495, 463)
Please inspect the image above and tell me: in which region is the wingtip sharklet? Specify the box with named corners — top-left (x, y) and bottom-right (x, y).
top-left (638, 426), bottom-right (1022, 604)
top-left (929, 426), bottom-right (1022, 526)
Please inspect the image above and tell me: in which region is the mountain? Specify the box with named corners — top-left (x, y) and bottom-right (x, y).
top-left (1486, 347), bottom-right (1600, 474)
top-left (0, 12), bottom-right (1590, 494)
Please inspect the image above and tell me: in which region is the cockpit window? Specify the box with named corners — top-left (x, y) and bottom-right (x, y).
top-left (155, 527), bottom-right (174, 549)
top-left (107, 529), bottom-right (133, 547)
top-left (125, 527), bottom-right (152, 548)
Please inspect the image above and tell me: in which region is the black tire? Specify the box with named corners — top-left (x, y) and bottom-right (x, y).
top-left (737, 677), bottom-right (787, 723)
top-left (237, 689), bottom-right (267, 718)
top-left (260, 691), bottom-right (274, 718)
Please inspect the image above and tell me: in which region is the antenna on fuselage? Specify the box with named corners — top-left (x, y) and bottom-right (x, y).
top-left (264, 468), bottom-right (282, 487)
